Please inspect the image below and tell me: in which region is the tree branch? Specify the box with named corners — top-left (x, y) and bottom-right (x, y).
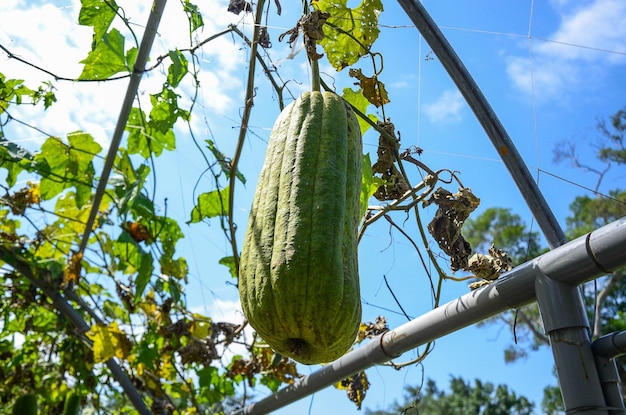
top-left (227, 0), bottom-right (267, 273)
top-left (593, 272), bottom-right (623, 338)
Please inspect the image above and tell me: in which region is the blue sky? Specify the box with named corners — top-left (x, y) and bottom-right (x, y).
top-left (1, 0), bottom-right (626, 413)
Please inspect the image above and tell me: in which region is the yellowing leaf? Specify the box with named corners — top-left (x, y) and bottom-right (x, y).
top-left (26, 181), bottom-right (41, 204)
top-left (348, 68), bottom-right (390, 108)
top-left (159, 353), bottom-right (176, 380)
top-left (62, 250), bottom-right (83, 286)
top-left (190, 321), bottom-right (211, 339)
top-left (86, 322), bottom-right (132, 363)
top-left (190, 313), bottom-right (212, 339)
top-left (312, 0), bottom-right (383, 70)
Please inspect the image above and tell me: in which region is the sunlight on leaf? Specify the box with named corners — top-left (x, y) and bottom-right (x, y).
top-left (79, 28), bottom-right (128, 79)
top-left (342, 87), bottom-right (377, 135)
top-left (78, 0), bottom-right (119, 48)
top-left (189, 187), bottom-right (230, 223)
top-left (219, 256), bottom-right (237, 278)
top-left (360, 154), bottom-right (384, 218)
top-left (35, 133), bottom-right (101, 207)
top-left (86, 322), bottom-right (132, 363)
top-left (183, 0), bottom-right (204, 33)
top-left (312, 0), bottom-right (383, 70)
top-left (168, 50), bottom-right (189, 88)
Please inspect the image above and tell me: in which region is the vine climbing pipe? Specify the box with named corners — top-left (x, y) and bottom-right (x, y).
top-left (396, 0), bottom-right (612, 413)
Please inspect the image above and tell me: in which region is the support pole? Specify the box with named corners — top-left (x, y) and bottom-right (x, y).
top-left (394, 0), bottom-right (613, 412)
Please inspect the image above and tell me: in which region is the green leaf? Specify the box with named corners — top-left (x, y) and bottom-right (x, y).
top-left (342, 87), bottom-right (377, 135)
top-left (126, 46), bottom-right (138, 70)
top-left (313, 0), bottom-right (383, 71)
top-left (0, 136), bottom-right (34, 187)
top-left (35, 133), bottom-right (101, 206)
top-left (197, 366), bottom-right (218, 389)
top-left (167, 50), bottom-right (189, 88)
top-left (78, 0), bottom-right (119, 48)
top-left (166, 279), bottom-right (182, 303)
top-left (260, 374), bottom-right (283, 392)
top-left (0, 75), bottom-right (34, 113)
top-left (206, 140), bottom-right (246, 184)
top-left (112, 149), bottom-right (154, 216)
top-left (36, 138), bottom-right (66, 200)
top-left (157, 217), bottom-right (188, 280)
top-left (134, 251), bottom-right (154, 303)
top-left (189, 187), bottom-right (230, 223)
top-left (68, 131), bottom-right (102, 206)
top-left (219, 256), bottom-right (237, 278)
top-left (79, 28), bottom-right (128, 79)
top-left (183, 0), bottom-right (204, 32)
top-left (149, 88), bottom-right (181, 134)
top-left (126, 88), bottom-right (182, 158)
top-left (360, 153), bottom-right (384, 218)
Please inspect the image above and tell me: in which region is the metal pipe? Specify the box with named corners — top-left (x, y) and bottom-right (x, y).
top-left (535, 273), bottom-right (607, 414)
top-left (593, 332), bottom-right (626, 414)
top-left (594, 332), bottom-right (626, 359)
top-left (233, 218), bottom-right (626, 415)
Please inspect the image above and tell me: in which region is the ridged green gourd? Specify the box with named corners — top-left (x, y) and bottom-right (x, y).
top-left (239, 91), bottom-right (362, 365)
top-left (12, 394), bottom-right (37, 415)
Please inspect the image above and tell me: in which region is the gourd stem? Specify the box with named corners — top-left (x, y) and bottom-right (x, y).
top-left (310, 57), bottom-right (321, 92)
top-left (303, 0), bottom-right (321, 92)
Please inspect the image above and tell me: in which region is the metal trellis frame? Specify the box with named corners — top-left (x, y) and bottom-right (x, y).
top-left (233, 1), bottom-right (626, 414)
top-left (234, 218), bottom-right (626, 414)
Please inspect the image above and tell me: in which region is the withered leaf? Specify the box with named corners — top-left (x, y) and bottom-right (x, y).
top-left (357, 316), bottom-right (388, 343)
top-left (467, 244), bottom-right (513, 288)
top-left (349, 68), bottom-right (390, 108)
top-left (62, 250), bottom-right (83, 287)
top-left (335, 371), bottom-right (370, 410)
top-left (227, 0), bottom-right (251, 15)
top-left (371, 120), bottom-right (409, 201)
top-left (123, 221), bottom-right (151, 243)
top-left (423, 187), bottom-right (480, 271)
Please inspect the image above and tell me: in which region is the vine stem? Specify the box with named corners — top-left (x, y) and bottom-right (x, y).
top-left (310, 57), bottom-right (321, 92)
top-left (228, 0), bottom-right (267, 272)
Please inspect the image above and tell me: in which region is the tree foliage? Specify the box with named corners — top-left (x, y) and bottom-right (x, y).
top-left (366, 376), bottom-right (534, 415)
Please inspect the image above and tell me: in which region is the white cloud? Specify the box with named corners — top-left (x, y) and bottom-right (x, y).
top-left (0, 0), bottom-right (251, 149)
top-left (506, 0), bottom-right (626, 100)
top-left (506, 56), bottom-right (579, 99)
top-left (539, 0), bottom-right (626, 62)
top-left (424, 89), bottom-right (464, 123)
